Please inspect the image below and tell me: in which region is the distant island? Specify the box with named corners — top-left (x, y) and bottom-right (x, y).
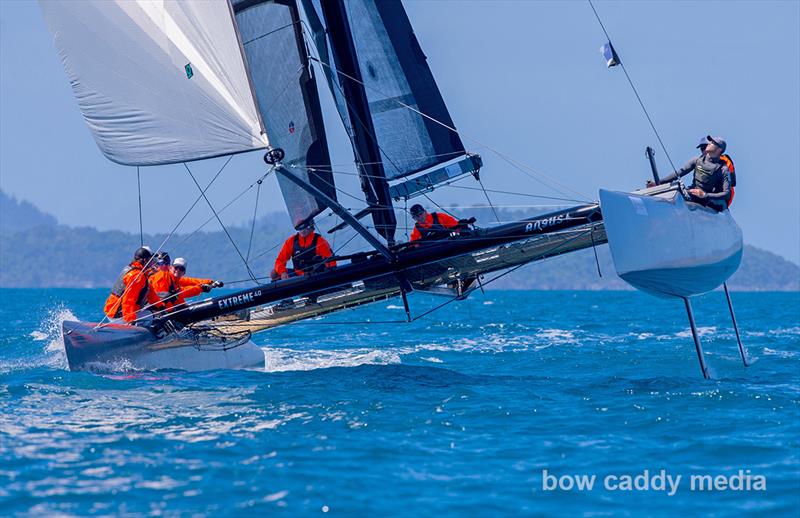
top-left (1, 190), bottom-right (798, 291)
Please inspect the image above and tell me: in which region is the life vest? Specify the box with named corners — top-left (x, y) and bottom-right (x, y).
top-left (292, 233), bottom-right (324, 273)
top-left (149, 269), bottom-right (179, 310)
top-left (720, 153), bottom-right (735, 207)
top-left (108, 263), bottom-right (149, 318)
top-left (414, 212), bottom-right (449, 240)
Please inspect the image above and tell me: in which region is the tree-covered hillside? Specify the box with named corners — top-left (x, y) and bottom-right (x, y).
top-left (0, 191), bottom-right (797, 291)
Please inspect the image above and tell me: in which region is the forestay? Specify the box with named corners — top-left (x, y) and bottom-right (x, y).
top-left (40, 0), bottom-right (268, 166)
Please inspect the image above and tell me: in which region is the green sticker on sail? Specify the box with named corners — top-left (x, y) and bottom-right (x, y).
top-left (185, 63), bottom-right (193, 79)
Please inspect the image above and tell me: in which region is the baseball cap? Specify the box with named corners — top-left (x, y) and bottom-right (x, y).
top-left (706, 135), bottom-right (727, 153)
top-left (173, 257), bottom-right (187, 270)
top-left (409, 204), bottom-right (425, 216)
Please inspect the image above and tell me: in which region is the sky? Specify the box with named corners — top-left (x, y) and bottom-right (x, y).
top-left (1, 0), bottom-right (798, 263)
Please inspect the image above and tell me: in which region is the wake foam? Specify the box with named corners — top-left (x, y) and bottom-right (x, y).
top-left (37, 305), bottom-right (77, 370)
top-left (264, 347), bottom-right (401, 372)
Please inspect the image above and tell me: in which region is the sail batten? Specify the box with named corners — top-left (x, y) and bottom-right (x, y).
top-left (40, 0), bottom-right (268, 166)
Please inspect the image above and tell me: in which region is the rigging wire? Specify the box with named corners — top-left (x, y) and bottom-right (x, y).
top-left (330, 211), bottom-right (340, 250)
top-left (403, 198), bottom-right (409, 241)
top-left (302, 22), bottom-right (408, 183)
top-left (333, 229), bottom-right (361, 256)
top-left (420, 190), bottom-right (458, 219)
top-left (305, 150), bottom-right (466, 169)
top-left (176, 168), bottom-right (273, 248)
top-left (136, 166), bottom-right (144, 247)
top-left (183, 162), bottom-right (260, 284)
top-left (94, 157), bottom-right (236, 329)
top-left (476, 176), bottom-right (501, 224)
top-left (303, 38), bottom-right (584, 227)
top-left (315, 165), bottom-right (588, 205)
top-left (443, 184), bottom-right (586, 204)
top-left (304, 36), bottom-right (562, 238)
top-left (308, 55), bottom-right (593, 202)
top-left (246, 178), bottom-right (263, 262)
top-left (222, 224), bottom-right (596, 287)
top-left (587, 0), bottom-right (678, 174)
top-left (225, 226), bottom-right (598, 327)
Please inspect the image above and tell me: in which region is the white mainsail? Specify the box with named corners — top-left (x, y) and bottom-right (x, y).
top-left (40, 0), bottom-right (268, 166)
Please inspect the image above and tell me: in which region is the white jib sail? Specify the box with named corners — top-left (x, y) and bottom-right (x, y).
top-left (40, 0), bottom-right (268, 166)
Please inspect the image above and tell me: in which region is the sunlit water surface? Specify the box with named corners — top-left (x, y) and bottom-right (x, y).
top-left (1, 289), bottom-right (798, 516)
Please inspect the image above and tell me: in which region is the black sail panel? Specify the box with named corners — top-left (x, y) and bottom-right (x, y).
top-left (319, 0), bottom-right (398, 244)
top-left (345, 0), bottom-right (465, 180)
top-left (232, 0), bottom-right (336, 229)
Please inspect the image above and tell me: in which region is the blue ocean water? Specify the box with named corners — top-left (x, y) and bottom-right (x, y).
top-left (0, 288), bottom-right (798, 516)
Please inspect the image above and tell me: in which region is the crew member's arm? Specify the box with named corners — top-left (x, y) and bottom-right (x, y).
top-left (658, 157), bottom-right (698, 184)
top-left (704, 169), bottom-right (731, 200)
top-left (103, 295), bottom-right (121, 319)
top-left (273, 237), bottom-right (294, 277)
top-left (316, 237), bottom-right (337, 268)
top-left (121, 271), bottom-right (147, 323)
top-left (437, 213), bottom-right (460, 229)
top-left (410, 226), bottom-right (422, 242)
top-left (691, 169), bottom-right (731, 206)
top-left (177, 276), bottom-right (214, 299)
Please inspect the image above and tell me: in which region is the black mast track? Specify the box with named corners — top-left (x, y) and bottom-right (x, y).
top-left (320, 0), bottom-right (397, 245)
top-left (163, 204), bottom-right (603, 327)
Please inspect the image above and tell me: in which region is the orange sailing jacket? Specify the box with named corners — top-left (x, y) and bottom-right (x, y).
top-left (410, 212), bottom-right (459, 241)
top-left (149, 270), bottom-right (213, 310)
top-left (274, 232), bottom-right (335, 276)
top-left (103, 261), bottom-right (151, 323)
top-left (175, 276), bottom-right (213, 305)
top-left (720, 154), bottom-right (736, 207)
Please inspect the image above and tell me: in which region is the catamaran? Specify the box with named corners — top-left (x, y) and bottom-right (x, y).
top-left (41, 0), bottom-right (746, 378)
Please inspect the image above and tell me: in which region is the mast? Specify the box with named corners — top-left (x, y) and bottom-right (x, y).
top-left (319, 0), bottom-right (397, 245)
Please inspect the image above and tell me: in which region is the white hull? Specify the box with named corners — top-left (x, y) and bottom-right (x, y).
top-left (599, 189), bottom-right (742, 298)
top-left (62, 321), bottom-right (266, 372)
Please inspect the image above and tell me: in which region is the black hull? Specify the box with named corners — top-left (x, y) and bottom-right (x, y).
top-left (166, 204), bottom-right (603, 328)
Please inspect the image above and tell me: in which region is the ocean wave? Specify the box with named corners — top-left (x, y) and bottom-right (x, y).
top-left (264, 347), bottom-right (401, 372)
top-left (535, 328), bottom-right (577, 343)
top-left (762, 347), bottom-right (798, 359)
top-left (675, 326), bottom-right (717, 338)
top-left (0, 305), bottom-right (76, 374)
top-left (420, 357), bottom-right (443, 363)
top-left (29, 331), bottom-right (47, 341)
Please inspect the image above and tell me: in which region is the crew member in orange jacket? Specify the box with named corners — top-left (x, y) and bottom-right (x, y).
top-left (171, 257), bottom-right (221, 305)
top-left (270, 219), bottom-right (336, 281)
top-left (148, 253), bottom-right (222, 311)
top-left (103, 246), bottom-right (155, 324)
top-left (409, 204), bottom-right (460, 242)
